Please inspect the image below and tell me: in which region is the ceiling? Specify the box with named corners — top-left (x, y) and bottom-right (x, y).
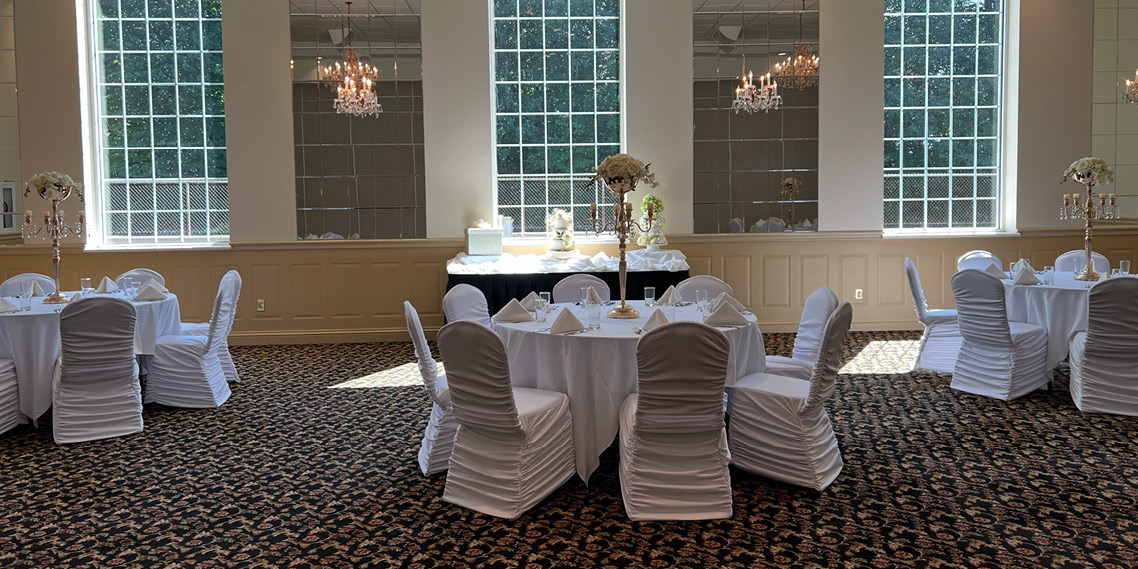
top-left (289, 0), bottom-right (421, 16)
top-left (693, 0), bottom-right (819, 54)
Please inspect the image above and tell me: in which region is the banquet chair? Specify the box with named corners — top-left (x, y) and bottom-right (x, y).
top-left (728, 218), bottom-right (744, 233)
top-left (551, 274), bottom-right (610, 304)
top-left (404, 301), bottom-right (457, 475)
top-left (618, 321), bottom-right (732, 520)
top-left (905, 257), bottom-right (962, 373)
top-left (950, 269), bottom-right (1049, 401)
top-left (441, 284), bottom-right (492, 325)
top-left (764, 287), bottom-right (839, 380)
top-left (0, 358), bottom-right (19, 435)
top-left (676, 275), bottom-right (733, 301)
top-left (956, 250), bottom-right (1002, 272)
top-left (1054, 250), bottom-right (1110, 275)
top-left (435, 320), bottom-right (576, 519)
top-left (52, 297), bottom-right (143, 444)
top-left (145, 271), bottom-right (238, 408)
top-left (1068, 277), bottom-right (1138, 416)
top-left (181, 271), bottom-right (243, 383)
top-left (115, 268), bottom-right (165, 289)
top-left (728, 302), bottom-right (853, 491)
top-left (0, 273), bottom-right (55, 297)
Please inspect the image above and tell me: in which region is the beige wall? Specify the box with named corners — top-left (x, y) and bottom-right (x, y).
top-left (0, 0), bottom-right (17, 215)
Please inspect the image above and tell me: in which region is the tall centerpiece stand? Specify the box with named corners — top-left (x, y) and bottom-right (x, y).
top-left (1060, 158), bottom-right (1116, 281)
top-left (21, 172), bottom-right (85, 304)
top-left (587, 153), bottom-right (658, 319)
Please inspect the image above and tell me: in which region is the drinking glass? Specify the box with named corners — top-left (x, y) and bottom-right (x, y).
top-left (539, 291), bottom-right (551, 306)
top-left (534, 298), bottom-right (547, 322)
top-left (1043, 265), bottom-right (1055, 285)
top-left (1111, 269), bottom-right (1122, 278)
top-left (696, 289), bottom-right (709, 312)
top-left (1008, 261), bottom-right (1015, 275)
top-left (587, 303), bottom-right (601, 330)
top-left (644, 286), bottom-right (655, 306)
top-left (580, 286), bottom-right (590, 304)
top-left (1122, 260), bottom-right (1131, 276)
top-left (79, 277), bottom-right (92, 293)
top-left (661, 304), bottom-right (677, 322)
top-left (131, 279), bottom-right (142, 297)
top-left (18, 292), bottom-right (31, 311)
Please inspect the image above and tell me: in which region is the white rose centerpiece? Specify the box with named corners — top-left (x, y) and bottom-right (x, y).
top-left (25, 171), bottom-right (83, 203)
top-left (545, 209), bottom-right (576, 258)
top-left (636, 194), bottom-right (667, 249)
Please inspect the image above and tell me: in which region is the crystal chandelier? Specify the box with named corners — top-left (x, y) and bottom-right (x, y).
top-left (733, 70), bottom-right (781, 114)
top-left (772, 0), bottom-right (819, 90)
top-left (1125, 69), bottom-right (1138, 103)
top-left (320, 2), bottom-right (382, 117)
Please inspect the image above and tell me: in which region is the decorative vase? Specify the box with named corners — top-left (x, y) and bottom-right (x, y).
top-left (645, 244), bottom-right (661, 251)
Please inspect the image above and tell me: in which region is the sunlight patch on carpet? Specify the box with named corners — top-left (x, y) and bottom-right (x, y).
top-left (327, 362), bottom-right (447, 389)
top-left (840, 340), bottom-right (919, 374)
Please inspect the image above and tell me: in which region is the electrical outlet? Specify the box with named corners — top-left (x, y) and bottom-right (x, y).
top-left (256, 299), bottom-right (265, 312)
top-left (854, 288), bottom-right (864, 300)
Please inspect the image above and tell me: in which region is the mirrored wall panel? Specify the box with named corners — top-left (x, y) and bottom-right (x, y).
top-left (1091, 0), bottom-right (1138, 224)
top-left (291, 0), bottom-right (424, 240)
top-left (0, 0), bottom-right (20, 242)
top-left (693, 0), bottom-right (819, 234)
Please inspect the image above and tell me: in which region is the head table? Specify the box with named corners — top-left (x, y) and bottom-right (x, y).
top-left (0, 291), bottom-right (181, 423)
top-left (492, 300), bottom-right (766, 482)
top-left (1002, 271), bottom-right (1100, 372)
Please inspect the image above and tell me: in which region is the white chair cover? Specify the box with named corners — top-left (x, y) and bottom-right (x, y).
top-left (950, 269), bottom-right (1049, 400)
top-left (180, 272), bottom-right (242, 383)
top-left (442, 284), bottom-right (492, 325)
top-left (0, 273), bottom-right (56, 297)
top-left (52, 297), bottom-right (143, 444)
top-left (551, 274), bottom-right (611, 304)
top-left (404, 301), bottom-right (457, 474)
top-left (618, 321), bottom-right (732, 520)
top-left (727, 217), bottom-right (744, 233)
top-left (1068, 278), bottom-right (1138, 415)
top-left (905, 257), bottom-right (962, 373)
top-left (676, 275), bottom-right (733, 301)
top-left (115, 268), bottom-right (165, 289)
top-left (435, 321), bottom-right (576, 519)
top-left (957, 250), bottom-right (1003, 272)
top-left (0, 358), bottom-right (19, 435)
top-left (146, 271), bottom-right (237, 408)
top-left (728, 303), bottom-right (853, 491)
top-left (765, 287), bottom-right (838, 380)
top-left (1054, 250), bottom-right (1110, 274)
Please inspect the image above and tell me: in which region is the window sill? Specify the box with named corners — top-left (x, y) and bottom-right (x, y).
top-left (84, 241), bottom-right (232, 252)
top-left (883, 229), bottom-right (1020, 239)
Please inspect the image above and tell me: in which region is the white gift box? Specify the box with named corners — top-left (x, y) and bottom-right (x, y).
top-left (466, 227), bottom-right (503, 255)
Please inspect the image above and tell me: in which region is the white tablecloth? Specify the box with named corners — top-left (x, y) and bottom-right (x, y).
top-left (1003, 271), bottom-right (1091, 371)
top-left (446, 249), bottom-right (690, 274)
top-left (492, 300), bottom-right (765, 482)
top-left (0, 291), bottom-right (181, 422)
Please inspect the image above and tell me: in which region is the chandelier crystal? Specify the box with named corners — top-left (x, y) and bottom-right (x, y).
top-left (320, 2), bottom-right (382, 117)
top-left (733, 70), bottom-right (781, 114)
top-left (771, 0), bottom-right (819, 89)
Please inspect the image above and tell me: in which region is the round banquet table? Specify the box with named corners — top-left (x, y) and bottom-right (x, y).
top-left (1002, 271), bottom-right (1094, 372)
top-left (0, 291), bottom-right (181, 423)
top-left (492, 300), bottom-right (766, 482)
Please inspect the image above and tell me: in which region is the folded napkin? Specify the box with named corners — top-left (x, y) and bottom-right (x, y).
top-left (642, 308), bottom-right (669, 332)
top-left (583, 286), bottom-right (603, 305)
top-left (493, 298), bottom-right (535, 323)
top-left (704, 302), bottom-right (749, 327)
top-left (30, 281), bottom-right (46, 297)
top-left (981, 263), bottom-right (1006, 279)
top-left (0, 298), bottom-right (17, 312)
top-left (1013, 266), bottom-right (1041, 285)
top-left (95, 276), bottom-right (119, 293)
top-left (549, 307), bottom-right (586, 335)
top-left (657, 285), bottom-right (681, 305)
top-left (711, 292), bottom-right (746, 313)
top-left (142, 278), bottom-right (169, 293)
top-left (133, 281), bottom-right (168, 302)
top-left (518, 291), bottom-right (541, 311)
top-left (68, 291), bottom-right (85, 305)
top-left (1012, 258), bottom-right (1037, 274)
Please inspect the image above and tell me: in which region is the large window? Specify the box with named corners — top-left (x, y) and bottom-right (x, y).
top-left (491, 0), bottom-right (620, 235)
top-left (91, 0), bottom-right (228, 245)
top-left (884, 0), bottom-right (1003, 231)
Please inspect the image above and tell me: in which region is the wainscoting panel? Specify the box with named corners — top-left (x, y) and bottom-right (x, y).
top-left (914, 253), bottom-right (947, 307)
top-left (800, 254), bottom-right (829, 304)
top-left (721, 255), bottom-right (752, 307)
top-left (760, 255), bottom-right (791, 309)
top-left (292, 263), bottom-right (327, 320)
top-left (248, 264), bottom-right (283, 323)
top-left (838, 254), bottom-right (868, 306)
top-left (876, 254), bottom-right (907, 306)
top-left (686, 255), bottom-right (712, 277)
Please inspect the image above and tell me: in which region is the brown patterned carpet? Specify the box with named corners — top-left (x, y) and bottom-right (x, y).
top-left (0, 332), bottom-right (1135, 568)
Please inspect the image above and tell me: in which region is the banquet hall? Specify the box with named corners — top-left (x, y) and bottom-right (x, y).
top-left (1, 0), bottom-right (1136, 567)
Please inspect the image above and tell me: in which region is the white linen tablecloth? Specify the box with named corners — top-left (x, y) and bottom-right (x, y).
top-left (1003, 271), bottom-right (1091, 371)
top-left (0, 291), bottom-right (181, 422)
top-left (492, 300), bottom-right (765, 482)
top-left (446, 249), bottom-right (690, 274)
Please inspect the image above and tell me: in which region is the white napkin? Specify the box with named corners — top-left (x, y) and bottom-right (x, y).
top-left (704, 302), bottom-right (749, 327)
top-left (0, 298), bottom-right (17, 312)
top-left (1012, 258), bottom-right (1036, 274)
top-left (982, 263), bottom-right (1006, 279)
top-left (711, 292), bottom-right (746, 313)
top-left (584, 286), bottom-right (603, 305)
top-left (142, 278), bottom-right (169, 293)
top-left (68, 291), bottom-right (85, 305)
top-left (96, 276), bottom-right (119, 293)
top-left (657, 285), bottom-right (681, 305)
top-left (492, 298), bottom-right (535, 323)
top-left (518, 291), bottom-right (541, 311)
top-left (549, 307), bottom-right (586, 335)
top-left (133, 281), bottom-right (168, 302)
top-left (30, 281), bottom-right (46, 297)
top-left (642, 308), bottom-right (669, 332)
top-left (1013, 266), bottom-right (1041, 285)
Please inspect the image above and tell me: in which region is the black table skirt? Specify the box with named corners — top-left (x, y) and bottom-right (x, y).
top-left (446, 270), bottom-right (691, 316)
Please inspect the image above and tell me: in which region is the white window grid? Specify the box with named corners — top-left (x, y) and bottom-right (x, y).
top-left (883, 0), bottom-right (1003, 231)
top-left (90, 0), bottom-right (228, 245)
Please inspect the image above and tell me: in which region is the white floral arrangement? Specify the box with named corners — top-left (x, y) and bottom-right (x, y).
top-left (636, 194), bottom-right (667, 246)
top-left (25, 171), bottom-right (83, 202)
top-left (781, 177), bottom-right (802, 190)
top-left (1062, 157), bottom-right (1114, 185)
top-left (545, 208), bottom-right (575, 250)
top-left (590, 153), bottom-right (659, 188)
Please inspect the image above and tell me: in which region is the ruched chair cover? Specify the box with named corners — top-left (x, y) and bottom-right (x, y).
top-left (950, 269), bottom-right (1049, 401)
top-left (181, 271), bottom-right (242, 383)
top-left (404, 301), bottom-right (457, 474)
top-left (115, 268), bottom-right (165, 289)
top-left (145, 271), bottom-right (238, 408)
top-left (0, 273), bottom-right (55, 297)
top-left (442, 284), bottom-right (492, 325)
top-left (905, 257), bottom-right (962, 373)
top-left (765, 287), bottom-right (838, 380)
top-left (1068, 278), bottom-right (1138, 415)
top-left (1054, 250), bottom-right (1110, 274)
top-left (618, 321), bottom-right (732, 520)
top-left (676, 275), bottom-right (733, 301)
top-left (52, 297), bottom-right (143, 444)
top-left (957, 250), bottom-right (1002, 272)
top-left (435, 321), bottom-right (576, 519)
top-left (728, 303), bottom-right (853, 491)
top-left (551, 274), bottom-right (610, 304)
top-left (0, 358), bottom-right (19, 435)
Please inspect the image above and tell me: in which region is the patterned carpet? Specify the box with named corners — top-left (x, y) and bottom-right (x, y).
top-left (0, 332), bottom-right (1135, 568)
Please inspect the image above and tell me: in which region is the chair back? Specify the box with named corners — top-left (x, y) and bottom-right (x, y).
top-left (1084, 278), bottom-right (1138, 362)
top-left (0, 273), bottom-right (56, 296)
top-left (904, 257), bottom-right (929, 322)
top-left (957, 250), bottom-right (1002, 271)
top-left (115, 268), bottom-right (165, 289)
top-left (205, 271), bottom-right (241, 353)
top-left (676, 275), bottom-right (733, 301)
top-left (950, 269), bottom-right (1012, 350)
top-left (727, 218), bottom-right (744, 233)
top-left (804, 302), bottom-right (853, 412)
top-left (552, 274), bottom-right (610, 303)
top-left (634, 321), bottom-right (729, 435)
top-left (435, 321), bottom-right (523, 437)
top-left (1055, 249), bottom-right (1110, 274)
top-left (403, 301), bottom-right (442, 397)
top-left (793, 287), bottom-right (839, 363)
top-left (59, 297), bottom-right (137, 387)
top-left (442, 284), bottom-right (492, 325)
